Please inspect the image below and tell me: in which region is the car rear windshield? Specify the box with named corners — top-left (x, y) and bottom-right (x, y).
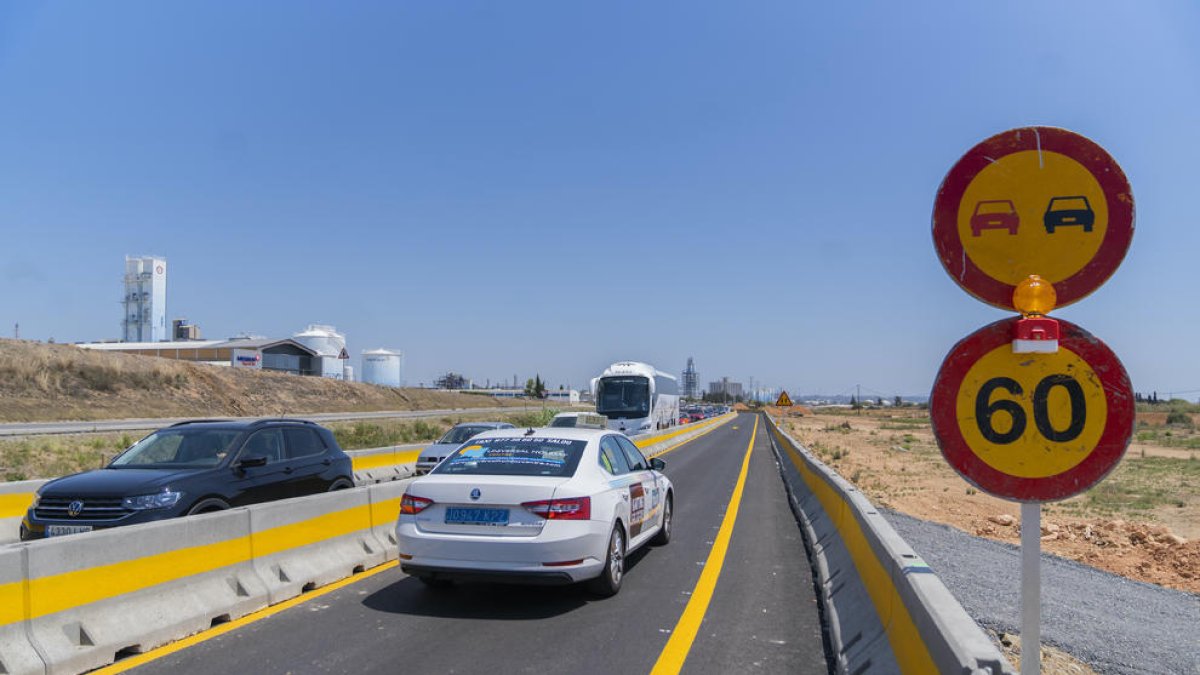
top-left (432, 437), bottom-right (586, 477)
top-left (438, 425), bottom-right (491, 445)
top-left (111, 428), bottom-right (242, 467)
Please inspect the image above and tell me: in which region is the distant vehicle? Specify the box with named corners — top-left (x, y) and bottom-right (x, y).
top-left (1044, 196), bottom-right (1095, 233)
top-left (20, 419), bottom-right (353, 541)
top-left (396, 427), bottom-right (672, 596)
top-left (592, 361), bottom-right (681, 435)
top-left (970, 200), bottom-right (1020, 236)
top-left (416, 422), bottom-right (517, 475)
top-left (548, 412), bottom-right (608, 429)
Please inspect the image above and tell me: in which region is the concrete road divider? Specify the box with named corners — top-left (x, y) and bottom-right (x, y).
top-left (367, 480), bottom-right (412, 561)
top-left (0, 546), bottom-right (43, 675)
top-left (637, 413), bottom-right (737, 458)
top-left (764, 414), bottom-right (1013, 675)
top-left (348, 444), bottom-right (423, 484)
top-left (248, 488), bottom-right (388, 605)
top-left (22, 509), bottom-right (268, 675)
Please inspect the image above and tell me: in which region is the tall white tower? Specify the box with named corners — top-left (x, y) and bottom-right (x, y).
top-left (122, 256), bottom-right (167, 342)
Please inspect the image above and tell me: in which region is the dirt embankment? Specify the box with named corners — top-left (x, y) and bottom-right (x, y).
top-left (769, 406), bottom-right (1199, 596)
top-left (0, 339), bottom-right (526, 423)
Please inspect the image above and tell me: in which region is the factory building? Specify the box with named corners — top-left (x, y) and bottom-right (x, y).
top-left (78, 337), bottom-right (321, 376)
top-left (122, 256), bottom-right (167, 342)
top-left (361, 349), bottom-right (403, 387)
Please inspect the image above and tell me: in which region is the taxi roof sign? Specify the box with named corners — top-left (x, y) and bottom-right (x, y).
top-left (775, 391), bottom-right (793, 407)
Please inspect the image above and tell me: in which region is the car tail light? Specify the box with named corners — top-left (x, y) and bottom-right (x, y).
top-left (400, 493), bottom-right (434, 515)
top-left (522, 496), bottom-right (591, 520)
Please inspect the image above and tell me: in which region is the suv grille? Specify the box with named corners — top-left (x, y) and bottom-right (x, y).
top-left (35, 497), bottom-right (130, 521)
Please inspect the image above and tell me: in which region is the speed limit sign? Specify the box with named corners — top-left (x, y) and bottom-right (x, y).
top-left (930, 316), bottom-right (1133, 502)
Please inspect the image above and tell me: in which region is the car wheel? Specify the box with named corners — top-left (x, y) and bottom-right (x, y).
top-left (186, 499), bottom-right (229, 516)
top-left (588, 525), bottom-right (625, 597)
top-left (651, 494), bottom-right (673, 546)
top-left (328, 478), bottom-right (353, 491)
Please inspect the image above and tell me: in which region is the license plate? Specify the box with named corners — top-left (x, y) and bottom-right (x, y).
top-left (46, 525), bottom-right (93, 537)
top-left (445, 507), bottom-right (509, 526)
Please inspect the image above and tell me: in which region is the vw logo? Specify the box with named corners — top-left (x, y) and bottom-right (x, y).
top-left (67, 500), bottom-right (84, 517)
top-left (469, 488), bottom-right (481, 501)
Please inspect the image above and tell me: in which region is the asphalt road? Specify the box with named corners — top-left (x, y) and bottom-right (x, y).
top-left (129, 413), bottom-right (828, 674)
top-left (0, 407), bottom-right (542, 438)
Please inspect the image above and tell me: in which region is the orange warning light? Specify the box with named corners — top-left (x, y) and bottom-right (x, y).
top-left (1012, 275), bottom-right (1057, 317)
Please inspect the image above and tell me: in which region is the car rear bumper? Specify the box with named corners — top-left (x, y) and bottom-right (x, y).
top-left (396, 518), bottom-right (609, 583)
top-left (400, 563), bottom-right (583, 585)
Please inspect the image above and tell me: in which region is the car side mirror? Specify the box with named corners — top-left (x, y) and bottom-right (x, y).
top-left (237, 455), bottom-right (269, 469)
top-left (650, 458), bottom-right (666, 472)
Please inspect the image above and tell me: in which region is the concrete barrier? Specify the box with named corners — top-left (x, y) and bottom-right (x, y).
top-left (0, 546), bottom-right (44, 675)
top-left (248, 489), bottom-right (386, 605)
top-left (348, 444), bottom-right (423, 484)
top-left (366, 480), bottom-right (412, 561)
top-left (764, 414), bottom-right (1013, 675)
top-left (22, 509), bottom-right (268, 675)
top-left (637, 413), bottom-right (737, 458)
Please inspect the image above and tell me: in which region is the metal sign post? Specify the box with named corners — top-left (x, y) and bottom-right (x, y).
top-left (929, 127), bottom-right (1136, 675)
top-left (1020, 502), bottom-right (1040, 675)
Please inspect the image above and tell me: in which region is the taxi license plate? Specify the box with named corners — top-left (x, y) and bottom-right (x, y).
top-left (445, 507), bottom-right (509, 526)
top-left (46, 525), bottom-right (93, 537)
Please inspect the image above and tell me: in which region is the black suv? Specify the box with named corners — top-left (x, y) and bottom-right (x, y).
top-left (20, 419), bottom-right (354, 541)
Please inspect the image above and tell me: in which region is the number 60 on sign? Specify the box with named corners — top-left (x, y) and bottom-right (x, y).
top-left (930, 317), bottom-right (1133, 502)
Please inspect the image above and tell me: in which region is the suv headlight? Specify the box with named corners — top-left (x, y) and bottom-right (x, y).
top-left (122, 490), bottom-right (182, 511)
top-left (29, 491), bottom-right (41, 510)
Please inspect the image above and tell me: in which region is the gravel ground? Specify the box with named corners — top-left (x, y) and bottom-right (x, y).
top-left (884, 509), bottom-right (1200, 675)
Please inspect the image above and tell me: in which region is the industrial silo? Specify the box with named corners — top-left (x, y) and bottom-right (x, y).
top-left (293, 324), bottom-right (347, 378)
top-left (361, 349), bottom-right (402, 387)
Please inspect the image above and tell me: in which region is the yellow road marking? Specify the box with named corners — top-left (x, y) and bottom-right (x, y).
top-left (650, 416), bottom-right (758, 675)
top-left (90, 561), bottom-right (400, 675)
top-left (80, 417), bottom-right (743, 673)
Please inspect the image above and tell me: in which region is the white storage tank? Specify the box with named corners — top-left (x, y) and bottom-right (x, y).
top-left (293, 324), bottom-right (347, 378)
top-left (343, 364), bottom-right (354, 382)
top-left (361, 349), bottom-right (402, 387)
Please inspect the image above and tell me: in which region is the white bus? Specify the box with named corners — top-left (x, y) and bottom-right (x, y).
top-left (591, 361), bottom-right (680, 436)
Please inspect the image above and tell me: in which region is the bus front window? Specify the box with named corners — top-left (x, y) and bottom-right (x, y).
top-left (596, 377), bottom-right (650, 419)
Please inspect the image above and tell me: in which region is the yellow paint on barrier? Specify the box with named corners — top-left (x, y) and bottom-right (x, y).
top-left (633, 413), bottom-right (733, 450)
top-left (7, 501), bottom-right (383, 627)
top-left (0, 492), bottom-right (34, 519)
top-left (0, 577), bottom-right (27, 626)
top-left (772, 422), bottom-right (936, 674)
top-left (350, 447), bottom-right (423, 472)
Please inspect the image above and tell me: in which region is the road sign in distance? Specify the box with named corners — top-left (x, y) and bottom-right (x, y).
top-left (930, 317), bottom-right (1133, 502)
top-left (775, 391), bottom-right (793, 407)
top-left (932, 127), bottom-right (1134, 311)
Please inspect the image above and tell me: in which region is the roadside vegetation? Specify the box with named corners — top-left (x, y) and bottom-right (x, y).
top-left (0, 407), bottom-right (567, 481)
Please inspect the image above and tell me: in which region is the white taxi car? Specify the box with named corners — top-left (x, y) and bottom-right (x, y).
top-left (395, 427), bottom-right (673, 596)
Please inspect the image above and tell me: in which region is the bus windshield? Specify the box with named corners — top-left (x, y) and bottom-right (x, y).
top-left (596, 376), bottom-right (650, 419)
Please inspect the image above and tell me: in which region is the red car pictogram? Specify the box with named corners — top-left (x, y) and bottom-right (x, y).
top-left (970, 200), bottom-right (1020, 236)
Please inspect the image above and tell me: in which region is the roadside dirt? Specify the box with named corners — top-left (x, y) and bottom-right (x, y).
top-left (768, 407), bottom-right (1200, 596)
top-left (0, 339), bottom-right (529, 422)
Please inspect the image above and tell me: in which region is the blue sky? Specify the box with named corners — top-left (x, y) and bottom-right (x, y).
top-left (2, 2), bottom-right (1198, 397)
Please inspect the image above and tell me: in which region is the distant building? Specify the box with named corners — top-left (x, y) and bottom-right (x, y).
top-left (681, 357), bottom-right (699, 399)
top-left (292, 324), bottom-right (348, 379)
top-left (122, 256), bottom-right (167, 342)
top-left (172, 319), bottom-right (201, 341)
top-left (708, 377), bottom-right (743, 398)
top-left (78, 337), bottom-right (321, 376)
top-left (471, 388), bottom-right (581, 404)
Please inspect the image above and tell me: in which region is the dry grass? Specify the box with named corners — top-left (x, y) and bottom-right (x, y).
top-left (0, 339), bottom-right (530, 423)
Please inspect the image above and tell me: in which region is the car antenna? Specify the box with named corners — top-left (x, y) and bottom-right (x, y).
top-left (525, 427), bottom-right (536, 436)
